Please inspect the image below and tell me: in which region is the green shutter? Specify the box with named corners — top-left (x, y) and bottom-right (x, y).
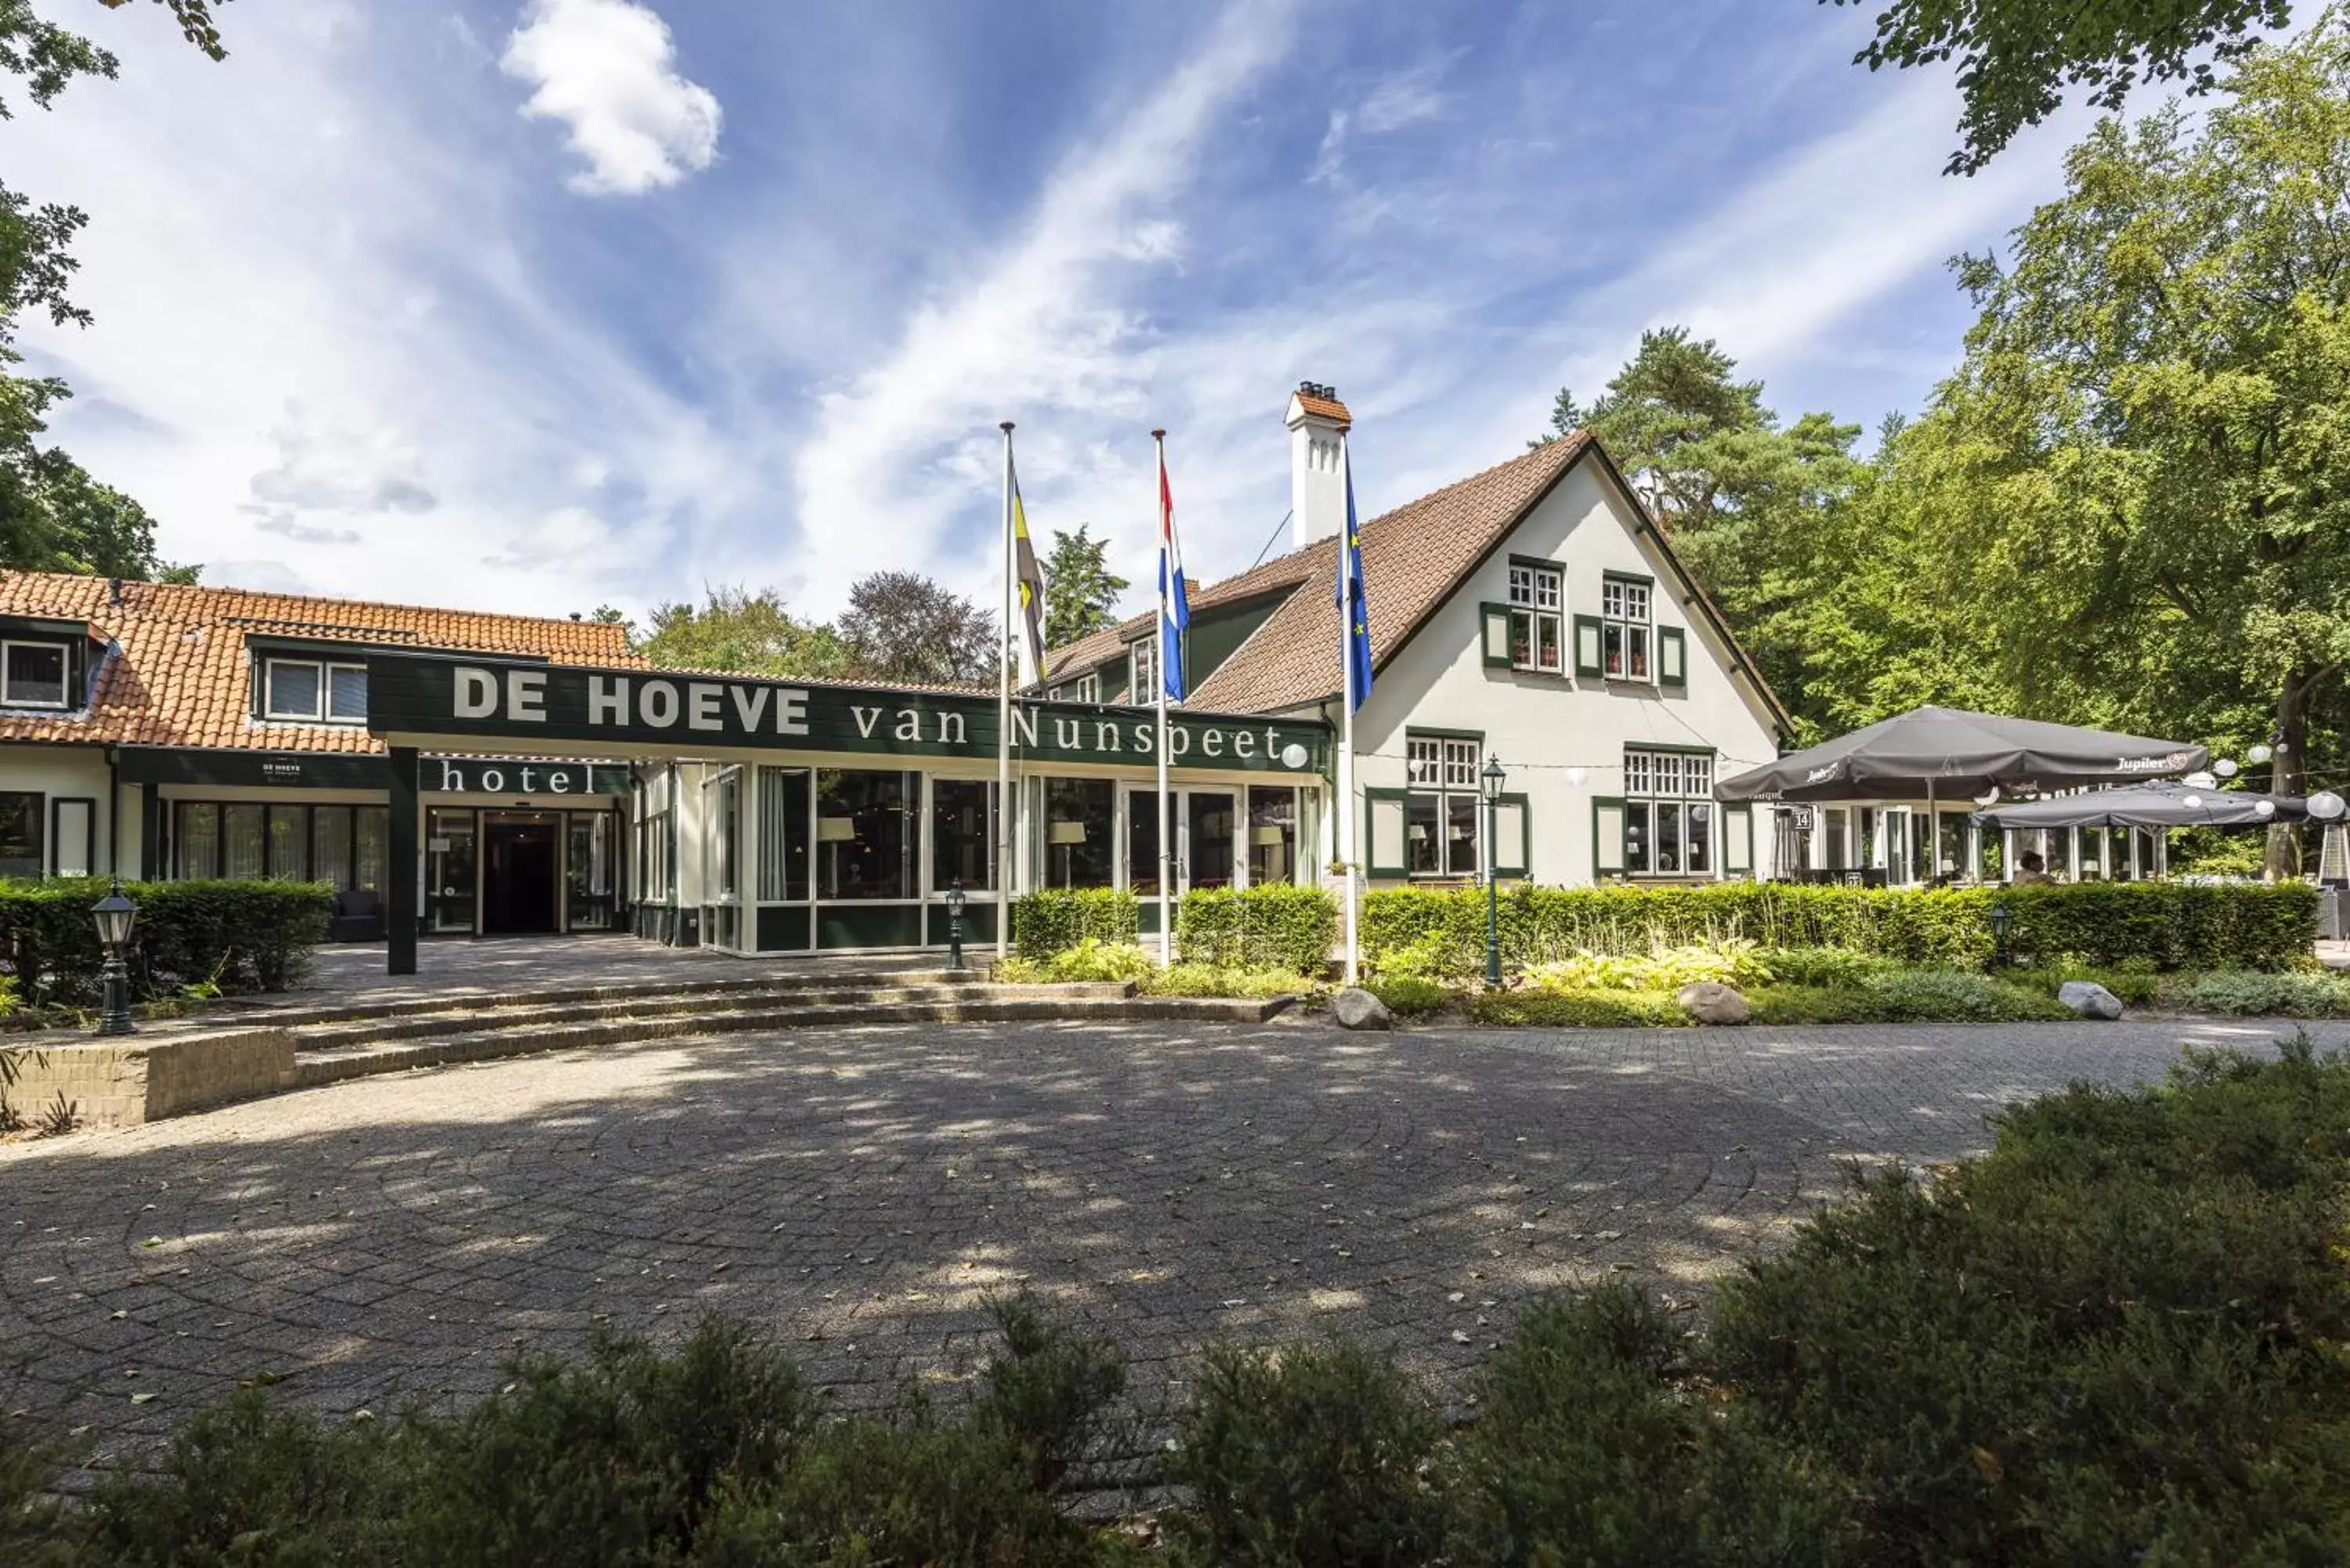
top-left (1658, 626), bottom-right (1687, 688)
top-left (1723, 804), bottom-right (1752, 876)
top-left (1480, 603), bottom-right (1513, 668)
top-left (1573, 615), bottom-right (1603, 677)
top-left (1365, 787), bottom-right (1409, 879)
top-left (1492, 792), bottom-right (1531, 877)
top-left (1592, 797), bottom-right (1626, 879)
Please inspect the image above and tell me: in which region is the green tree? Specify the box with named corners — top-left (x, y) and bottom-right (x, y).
top-left (1535, 327), bottom-right (1852, 531)
top-left (839, 570), bottom-right (996, 684)
top-left (0, 1), bottom-right (230, 583)
top-left (1914, 15), bottom-right (2350, 868)
top-left (1830, 0), bottom-right (2294, 173)
top-left (635, 586), bottom-right (851, 680)
top-left (1041, 525), bottom-right (1127, 646)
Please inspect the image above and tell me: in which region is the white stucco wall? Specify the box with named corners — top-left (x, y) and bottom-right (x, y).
top-left (0, 743), bottom-right (124, 875)
top-left (1327, 458), bottom-right (1785, 887)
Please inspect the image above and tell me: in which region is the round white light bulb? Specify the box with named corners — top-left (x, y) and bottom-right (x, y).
top-left (2248, 743), bottom-right (2274, 764)
top-left (1565, 767), bottom-right (1589, 786)
top-left (2255, 800), bottom-right (2277, 819)
top-left (2182, 794), bottom-right (2203, 808)
top-left (2183, 770), bottom-right (2218, 790)
top-left (1280, 742), bottom-right (1309, 770)
top-left (2310, 790), bottom-right (2345, 822)
top-left (2214, 758), bottom-right (2240, 779)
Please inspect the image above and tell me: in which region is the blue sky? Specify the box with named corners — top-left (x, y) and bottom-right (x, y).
top-left (16, 0), bottom-right (2093, 626)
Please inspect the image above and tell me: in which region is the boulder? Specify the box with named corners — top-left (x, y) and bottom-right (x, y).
top-left (1332, 987), bottom-right (1394, 1031)
top-left (1678, 981), bottom-right (1751, 1026)
top-left (2057, 980), bottom-right (2124, 1021)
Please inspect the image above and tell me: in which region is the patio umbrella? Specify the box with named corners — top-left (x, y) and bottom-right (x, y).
top-left (1714, 706), bottom-right (2208, 804)
top-left (1970, 779), bottom-right (2307, 830)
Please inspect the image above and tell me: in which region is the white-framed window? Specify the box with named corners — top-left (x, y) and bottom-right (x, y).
top-left (262, 657), bottom-right (367, 723)
top-left (1600, 576), bottom-right (1652, 681)
top-left (1072, 671), bottom-right (1102, 704)
top-left (1128, 637), bottom-right (1159, 703)
top-left (0, 640), bottom-right (69, 709)
top-left (1404, 734), bottom-right (1481, 877)
top-left (1507, 562), bottom-right (1564, 674)
top-left (1623, 746), bottom-right (1713, 876)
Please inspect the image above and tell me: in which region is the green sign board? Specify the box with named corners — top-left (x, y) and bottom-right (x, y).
top-left (365, 654), bottom-right (1329, 775)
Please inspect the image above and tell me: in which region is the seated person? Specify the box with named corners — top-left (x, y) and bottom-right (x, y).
top-left (2014, 850), bottom-right (2058, 885)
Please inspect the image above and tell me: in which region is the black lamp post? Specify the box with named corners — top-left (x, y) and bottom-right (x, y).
top-left (1988, 901), bottom-right (2013, 970)
top-left (1481, 753), bottom-right (1506, 987)
top-left (91, 879), bottom-right (137, 1037)
top-left (946, 878), bottom-right (967, 973)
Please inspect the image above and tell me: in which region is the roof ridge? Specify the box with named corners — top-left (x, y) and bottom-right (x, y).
top-left (2, 569), bottom-right (611, 634)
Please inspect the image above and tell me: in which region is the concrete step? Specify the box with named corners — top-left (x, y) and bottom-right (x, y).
top-left (287, 981), bottom-right (1136, 1053)
top-left (287, 992), bottom-right (1297, 1089)
top-left (226, 967), bottom-right (997, 1029)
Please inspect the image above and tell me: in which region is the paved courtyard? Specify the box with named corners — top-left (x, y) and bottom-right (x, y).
top-left (1, 1014), bottom-right (2324, 1472)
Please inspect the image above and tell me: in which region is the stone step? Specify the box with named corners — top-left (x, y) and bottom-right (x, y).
top-left (287, 992), bottom-right (1296, 1089)
top-left (287, 981), bottom-right (1135, 1053)
top-left (226, 966), bottom-right (997, 1029)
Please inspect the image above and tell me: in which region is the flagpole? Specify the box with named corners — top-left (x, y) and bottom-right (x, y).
top-left (1340, 433), bottom-right (1361, 986)
top-left (1154, 429), bottom-right (1173, 970)
top-left (998, 421), bottom-right (1014, 961)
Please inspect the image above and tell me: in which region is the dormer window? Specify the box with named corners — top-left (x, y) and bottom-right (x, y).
top-left (1128, 637), bottom-right (1158, 703)
top-left (1072, 671), bottom-right (1102, 704)
top-left (263, 656), bottom-right (367, 723)
top-left (1, 641), bottom-right (69, 709)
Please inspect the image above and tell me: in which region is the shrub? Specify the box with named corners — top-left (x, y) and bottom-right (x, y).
top-left (2005, 956), bottom-right (2162, 1006)
top-left (1139, 963), bottom-right (1308, 999)
top-left (1853, 969), bottom-right (2072, 1023)
top-left (1467, 989), bottom-right (1690, 1028)
top-left (1361, 881), bottom-right (2316, 978)
top-left (996, 937), bottom-right (1155, 985)
top-left (1168, 1342), bottom-right (1443, 1568)
top-left (1176, 885), bottom-right (1336, 975)
top-left (1523, 937), bottom-right (1771, 994)
top-left (1366, 974), bottom-right (1453, 1017)
top-left (0, 877), bottom-right (332, 1006)
top-left (1754, 945), bottom-right (1900, 988)
top-left (1704, 1042), bottom-right (2350, 1561)
top-left (2183, 969), bottom-right (2350, 1017)
top-left (1448, 1284), bottom-right (1857, 1566)
top-left (1010, 887), bottom-right (1138, 960)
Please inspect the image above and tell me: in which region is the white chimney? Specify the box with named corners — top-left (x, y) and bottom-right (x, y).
top-left (1285, 381), bottom-right (1352, 550)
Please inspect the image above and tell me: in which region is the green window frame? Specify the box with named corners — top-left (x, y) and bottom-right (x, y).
top-left (1573, 614), bottom-right (1603, 677)
top-left (1593, 796), bottom-right (1627, 879)
top-left (1723, 803), bottom-right (1752, 876)
top-left (1365, 786), bottom-right (1409, 879)
top-left (1658, 626), bottom-right (1687, 689)
top-left (1480, 604), bottom-right (1513, 668)
top-left (1491, 792), bottom-right (1531, 877)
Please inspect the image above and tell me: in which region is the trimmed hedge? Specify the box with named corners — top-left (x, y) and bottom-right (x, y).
top-left (1174, 885), bottom-right (1337, 975)
top-left (1363, 881), bottom-right (2316, 977)
top-left (0, 877), bottom-right (333, 1006)
top-left (1014, 885), bottom-right (1340, 975)
top-left (1009, 888), bottom-right (1137, 961)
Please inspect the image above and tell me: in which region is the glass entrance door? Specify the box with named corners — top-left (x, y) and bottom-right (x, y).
top-left (701, 767), bottom-right (743, 952)
top-left (755, 766), bottom-right (812, 952)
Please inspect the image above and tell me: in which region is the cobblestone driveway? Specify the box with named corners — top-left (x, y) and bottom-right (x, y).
top-left (1, 1016), bottom-right (2321, 1469)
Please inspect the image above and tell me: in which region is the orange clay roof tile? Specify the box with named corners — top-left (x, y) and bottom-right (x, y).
top-left (0, 571), bottom-right (642, 754)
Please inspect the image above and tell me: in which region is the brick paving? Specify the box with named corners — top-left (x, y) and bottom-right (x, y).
top-left (1, 1014), bottom-right (2326, 1473)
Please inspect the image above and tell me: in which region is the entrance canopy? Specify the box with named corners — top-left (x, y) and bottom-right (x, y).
top-left (1971, 780), bottom-right (2306, 830)
top-left (1714, 706), bottom-right (2207, 804)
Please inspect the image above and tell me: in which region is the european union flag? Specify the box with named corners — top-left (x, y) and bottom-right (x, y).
top-left (1336, 446), bottom-right (1372, 713)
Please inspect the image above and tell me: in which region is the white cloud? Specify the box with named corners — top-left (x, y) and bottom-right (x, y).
top-left (1311, 57), bottom-right (1452, 184)
top-left (501, 0), bottom-right (720, 195)
top-left (783, 2), bottom-right (1300, 614)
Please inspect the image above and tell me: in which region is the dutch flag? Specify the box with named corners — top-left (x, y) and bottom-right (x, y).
top-left (1159, 443), bottom-right (1189, 701)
